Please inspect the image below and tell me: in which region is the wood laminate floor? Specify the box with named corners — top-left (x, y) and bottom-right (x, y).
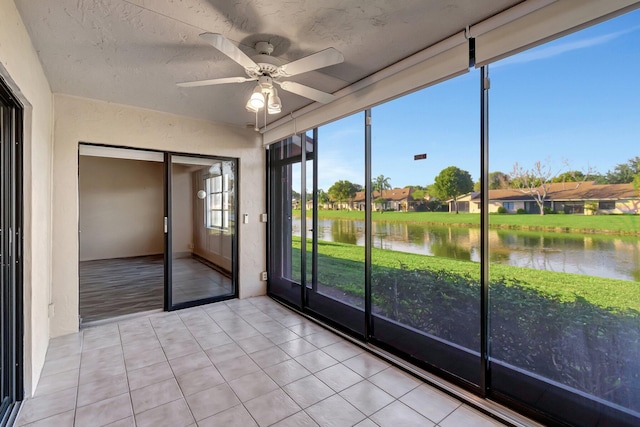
top-left (79, 255), bottom-right (233, 324)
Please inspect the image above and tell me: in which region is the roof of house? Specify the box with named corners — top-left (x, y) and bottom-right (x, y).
top-left (353, 187), bottom-right (414, 202)
top-left (464, 181), bottom-right (638, 202)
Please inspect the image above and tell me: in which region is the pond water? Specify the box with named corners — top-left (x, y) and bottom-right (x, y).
top-left (292, 218), bottom-right (640, 282)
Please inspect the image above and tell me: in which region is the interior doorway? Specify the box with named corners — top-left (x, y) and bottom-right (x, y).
top-left (78, 145), bottom-right (238, 325)
top-left (79, 146), bottom-right (165, 324)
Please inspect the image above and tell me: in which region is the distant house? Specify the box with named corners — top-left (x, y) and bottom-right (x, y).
top-left (352, 187), bottom-right (415, 211)
top-left (448, 182), bottom-right (640, 214)
top-left (334, 200), bottom-right (353, 210)
top-left (305, 199), bottom-right (332, 210)
top-left (446, 192), bottom-right (481, 213)
top-left (351, 191), bottom-right (366, 211)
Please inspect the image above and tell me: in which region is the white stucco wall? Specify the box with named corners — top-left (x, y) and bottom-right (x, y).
top-left (0, 0), bottom-right (54, 396)
top-left (52, 94), bottom-right (266, 337)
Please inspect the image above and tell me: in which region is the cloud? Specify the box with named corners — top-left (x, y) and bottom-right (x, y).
top-left (492, 26), bottom-right (640, 68)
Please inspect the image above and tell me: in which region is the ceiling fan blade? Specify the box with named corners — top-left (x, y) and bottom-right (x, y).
top-left (277, 81), bottom-right (336, 104)
top-left (200, 33), bottom-right (260, 72)
top-left (279, 48), bottom-right (344, 77)
top-left (177, 76), bottom-right (255, 88)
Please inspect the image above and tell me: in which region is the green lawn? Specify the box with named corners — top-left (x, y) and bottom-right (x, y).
top-left (293, 210), bottom-right (640, 235)
top-left (292, 237), bottom-right (640, 313)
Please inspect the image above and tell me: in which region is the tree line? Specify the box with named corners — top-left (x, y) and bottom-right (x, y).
top-left (474, 156), bottom-right (640, 191)
top-left (297, 156), bottom-right (639, 215)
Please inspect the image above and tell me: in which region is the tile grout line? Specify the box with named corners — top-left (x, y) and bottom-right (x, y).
top-left (237, 300), bottom-right (276, 427)
top-left (435, 402), bottom-right (463, 427)
top-left (118, 319), bottom-right (138, 427)
top-left (233, 299), bottom-right (304, 426)
top-left (180, 304), bottom-right (253, 424)
top-left (78, 325), bottom-right (132, 427)
top-left (197, 300), bottom-right (275, 425)
top-left (179, 306), bottom-right (229, 424)
top-left (148, 311), bottom-right (193, 423)
top-left (72, 330), bottom-right (84, 427)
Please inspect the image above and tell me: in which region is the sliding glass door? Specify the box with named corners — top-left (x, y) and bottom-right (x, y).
top-left (167, 154), bottom-right (237, 310)
top-left (268, 120), bottom-right (366, 336)
top-left (0, 79), bottom-right (23, 423)
top-left (306, 115), bottom-right (366, 336)
top-left (267, 134), bottom-right (312, 308)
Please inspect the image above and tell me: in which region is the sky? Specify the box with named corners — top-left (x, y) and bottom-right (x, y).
top-left (306, 8), bottom-right (640, 192)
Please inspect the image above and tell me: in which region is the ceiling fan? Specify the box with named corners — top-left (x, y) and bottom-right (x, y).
top-left (177, 33), bottom-right (344, 115)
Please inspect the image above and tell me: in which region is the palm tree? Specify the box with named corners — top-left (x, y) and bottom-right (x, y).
top-left (372, 174), bottom-right (391, 192)
top-left (371, 175), bottom-right (391, 211)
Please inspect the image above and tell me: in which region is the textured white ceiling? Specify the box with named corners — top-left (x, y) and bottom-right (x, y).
top-left (15, 0), bottom-right (522, 127)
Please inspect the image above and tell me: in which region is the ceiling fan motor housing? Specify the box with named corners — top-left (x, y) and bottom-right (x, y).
top-left (258, 76), bottom-right (274, 92)
top-left (255, 41), bottom-right (274, 55)
top-left (245, 53), bottom-right (282, 79)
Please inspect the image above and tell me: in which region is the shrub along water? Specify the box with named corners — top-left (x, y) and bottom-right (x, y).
top-left (372, 266), bottom-right (639, 410)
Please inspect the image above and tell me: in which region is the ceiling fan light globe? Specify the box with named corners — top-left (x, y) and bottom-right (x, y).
top-left (270, 89), bottom-right (281, 107)
top-left (267, 91), bottom-right (282, 114)
top-left (244, 98), bottom-right (260, 113)
top-left (249, 91), bottom-right (265, 109)
top-left (267, 104), bottom-right (281, 114)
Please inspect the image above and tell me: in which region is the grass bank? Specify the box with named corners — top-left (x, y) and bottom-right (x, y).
top-left (293, 237), bottom-right (640, 313)
top-left (293, 210), bottom-right (640, 235)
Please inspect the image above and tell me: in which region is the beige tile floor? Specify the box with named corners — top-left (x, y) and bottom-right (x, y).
top-left (16, 297), bottom-right (508, 427)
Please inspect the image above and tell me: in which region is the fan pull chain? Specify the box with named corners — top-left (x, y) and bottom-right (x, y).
top-left (254, 109), bottom-right (259, 132)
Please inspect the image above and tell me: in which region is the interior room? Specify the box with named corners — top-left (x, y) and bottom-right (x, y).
top-left (79, 150), bottom-right (166, 323)
top-left (1, 1), bottom-right (639, 426)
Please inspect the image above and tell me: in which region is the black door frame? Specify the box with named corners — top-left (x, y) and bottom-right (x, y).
top-left (0, 77), bottom-right (24, 424)
top-left (164, 152), bottom-right (239, 311)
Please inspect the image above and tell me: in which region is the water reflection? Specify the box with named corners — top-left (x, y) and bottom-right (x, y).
top-left (292, 218), bottom-right (640, 281)
top-left (330, 219), bottom-right (359, 245)
top-left (430, 239), bottom-right (472, 260)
